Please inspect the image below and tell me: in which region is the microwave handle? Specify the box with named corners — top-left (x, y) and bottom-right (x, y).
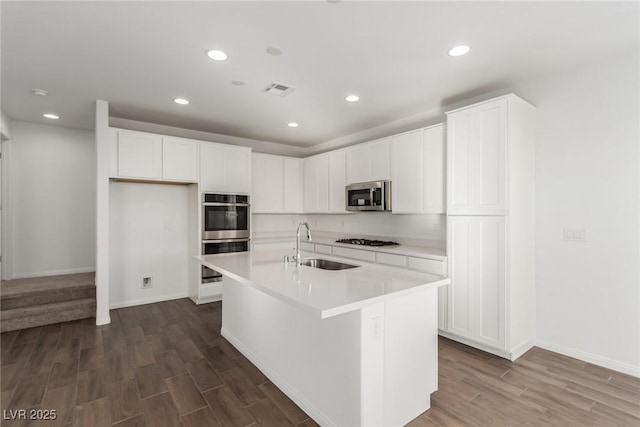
top-left (203, 238), bottom-right (251, 244)
top-left (371, 188), bottom-right (377, 206)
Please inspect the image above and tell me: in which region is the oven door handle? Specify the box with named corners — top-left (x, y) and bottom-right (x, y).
top-left (202, 202), bottom-right (250, 207)
top-left (203, 238), bottom-right (251, 244)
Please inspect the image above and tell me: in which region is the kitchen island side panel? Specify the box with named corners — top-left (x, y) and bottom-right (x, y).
top-left (221, 276), bottom-right (363, 426)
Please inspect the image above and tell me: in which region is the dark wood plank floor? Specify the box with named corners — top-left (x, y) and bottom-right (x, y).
top-left (1, 298), bottom-right (639, 426)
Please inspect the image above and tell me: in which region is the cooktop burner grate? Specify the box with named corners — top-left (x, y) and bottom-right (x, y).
top-left (335, 238), bottom-right (399, 247)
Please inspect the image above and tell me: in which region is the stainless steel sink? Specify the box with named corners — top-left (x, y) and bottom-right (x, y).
top-left (300, 258), bottom-right (359, 270)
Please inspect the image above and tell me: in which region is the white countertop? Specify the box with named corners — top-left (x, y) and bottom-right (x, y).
top-left (252, 235), bottom-right (447, 260)
top-left (196, 249), bottom-right (449, 319)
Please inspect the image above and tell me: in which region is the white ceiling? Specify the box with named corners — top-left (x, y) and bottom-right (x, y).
top-left (1, 1), bottom-right (638, 147)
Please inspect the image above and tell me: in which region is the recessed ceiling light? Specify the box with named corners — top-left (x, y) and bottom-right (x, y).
top-left (287, 122), bottom-right (299, 128)
top-left (345, 95), bottom-right (360, 102)
top-left (266, 46), bottom-right (283, 56)
top-left (173, 98), bottom-right (189, 105)
top-left (32, 88), bottom-right (48, 97)
top-left (43, 113), bottom-right (59, 120)
top-left (231, 80), bottom-right (246, 86)
top-left (207, 49), bottom-right (228, 61)
top-left (448, 45), bottom-right (470, 57)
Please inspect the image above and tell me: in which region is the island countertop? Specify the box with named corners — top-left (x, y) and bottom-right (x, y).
top-left (196, 249), bottom-right (450, 319)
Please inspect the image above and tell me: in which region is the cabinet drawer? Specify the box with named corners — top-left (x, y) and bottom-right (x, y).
top-left (375, 252), bottom-right (407, 267)
top-left (315, 244), bottom-right (332, 255)
top-left (300, 242), bottom-right (315, 252)
top-left (407, 256), bottom-right (446, 275)
top-left (332, 246), bottom-right (376, 262)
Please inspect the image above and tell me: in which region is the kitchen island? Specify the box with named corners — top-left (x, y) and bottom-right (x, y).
top-left (197, 250), bottom-right (450, 426)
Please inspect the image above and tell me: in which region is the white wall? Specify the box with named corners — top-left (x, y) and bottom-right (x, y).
top-left (109, 181), bottom-right (189, 308)
top-left (9, 121), bottom-right (96, 278)
top-left (514, 50), bottom-right (640, 375)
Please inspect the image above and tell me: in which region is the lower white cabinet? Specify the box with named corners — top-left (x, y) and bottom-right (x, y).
top-left (447, 216), bottom-right (505, 349)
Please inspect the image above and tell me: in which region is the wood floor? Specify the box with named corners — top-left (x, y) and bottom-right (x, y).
top-left (1, 299), bottom-right (639, 427)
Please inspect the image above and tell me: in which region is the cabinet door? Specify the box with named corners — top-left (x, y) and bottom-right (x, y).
top-left (346, 144), bottom-right (369, 184)
top-left (423, 124), bottom-right (445, 213)
top-left (162, 137), bottom-right (198, 182)
top-left (391, 130), bottom-right (423, 213)
top-left (117, 130), bottom-right (162, 179)
top-left (252, 153), bottom-right (284, 213)
top-left (225, 147), bottom-right (251, 194)
top-left (303, 154), bottom-right (328, 213)
top-left (284, 157), bottom-right (304, 213)
top-left (368, 138), bottom-right (391, 181)
top-left (447, 216), bottom-right (505, 349)
top-left (328, 150), bottom-right (346, 212)
top-left (200, 143), bottom-right (226, 192)
top-left (447, 99), bottom-right (507, 214)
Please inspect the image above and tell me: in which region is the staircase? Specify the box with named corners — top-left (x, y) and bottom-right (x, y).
top-left (1, 272), bottom-right (96, 332)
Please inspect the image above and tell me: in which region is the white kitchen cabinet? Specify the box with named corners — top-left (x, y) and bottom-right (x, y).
top-left (444, 93), bottom-right (536, 360)
top-left (391, 125), bottom-right (445, 214)
top-left (447, 98), bottom-right (507, 214)
top-left (283, 157), bottom-right (304, 213)
top-left (116, 130), bottom-right (162, 179)
top-left (251, 153), bottom-right (303, 213)
top-left (304, 153), bottom-right (329, 213)
top-left (447, 216), bottom-right (505, 348)
top-left (423, 125), bottom-right (445, 213)
top-left (391, 130), bottom-right (423, 213)
top-left (200, 142), bottom-right (251, 194)
top-left (346, 138), bottom-right (390, 184)
top-left (162, 137), bottom-right (198, 182)
top-left (252, 153), bottom-right (284, 213)
top-left (328, 149), bottom-right (347, 212)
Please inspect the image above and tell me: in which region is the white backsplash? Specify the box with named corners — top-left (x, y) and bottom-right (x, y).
top-left (252, 213), bottom-right (446, 248)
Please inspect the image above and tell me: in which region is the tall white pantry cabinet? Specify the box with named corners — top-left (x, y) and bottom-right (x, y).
top-left (444, 94), bottom-right (536, 361)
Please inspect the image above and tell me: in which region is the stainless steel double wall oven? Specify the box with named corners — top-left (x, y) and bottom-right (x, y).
top-left (201, 193), bottom-right (250, 283)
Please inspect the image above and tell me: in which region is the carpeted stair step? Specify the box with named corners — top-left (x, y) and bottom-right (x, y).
top-left (0, 298), bottom-right (96, 332)
top-left (1, 272), bottom-right (95, 310)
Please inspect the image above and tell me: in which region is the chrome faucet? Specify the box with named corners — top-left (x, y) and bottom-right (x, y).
top-left (295, 222), bottom-right (312, 267)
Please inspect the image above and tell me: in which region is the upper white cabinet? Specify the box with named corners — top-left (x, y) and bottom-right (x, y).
top-left (283, 157), bottom-right (304, 213)
top-left (162, 137), bottom-right (199, 182)
top-left (346, 138), bottom-right (390, 184)
top-left (251, 153), bottom-right (303, 213)
top-left (447, 98), bottom-right (508, 214)
top-left (116, 130), bottom-right (162, 179)
top-left (200, 143), bottom-right (251, 194)
top-left (304, 153), bottom-right (329, 213)
top-left (391, 125), bottom-right (445, 214)
top-left (328, 149), bottom-right (347, 212)
top-left (114, 130), bottom-right (198, 183)
top-left (252, 153), bottom-right (284, 213)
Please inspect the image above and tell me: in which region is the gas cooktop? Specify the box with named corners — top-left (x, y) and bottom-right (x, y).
top-left (335, 238), bottom-right (400, 247)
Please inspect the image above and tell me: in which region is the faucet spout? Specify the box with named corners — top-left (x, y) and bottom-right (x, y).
top-left (295, 222), bottom-right (312, 267)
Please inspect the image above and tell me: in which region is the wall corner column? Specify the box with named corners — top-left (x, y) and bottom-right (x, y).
top-left (95, 100), bottom-right (111, 325)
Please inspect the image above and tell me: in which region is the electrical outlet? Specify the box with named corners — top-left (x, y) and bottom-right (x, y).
top-left (142, 276), bottom-right (152, 289)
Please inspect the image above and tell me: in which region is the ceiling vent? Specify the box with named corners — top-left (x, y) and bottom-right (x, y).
top-left (264, 82), bottom-right (296, 97)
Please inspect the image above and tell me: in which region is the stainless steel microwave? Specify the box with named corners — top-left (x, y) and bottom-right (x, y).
top-left (345, 180), bottom-right (391, 211)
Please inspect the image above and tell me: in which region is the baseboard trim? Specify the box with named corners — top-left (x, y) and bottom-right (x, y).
top-left (12, 267), bottom-right (95, 280)
top-left (109, 292), bottom-right (189, 309)
top-left (536, 339), bottom-right (640, 378)
top-left (509, 337), bottom-right (537, 361)
top-left (221, 327), bottom-right (333, 427)
top-left (438, 331), bottom-right (511, 359)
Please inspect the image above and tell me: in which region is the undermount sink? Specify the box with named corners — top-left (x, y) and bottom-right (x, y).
top-left (300, 258), bottom-right (359, 271)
